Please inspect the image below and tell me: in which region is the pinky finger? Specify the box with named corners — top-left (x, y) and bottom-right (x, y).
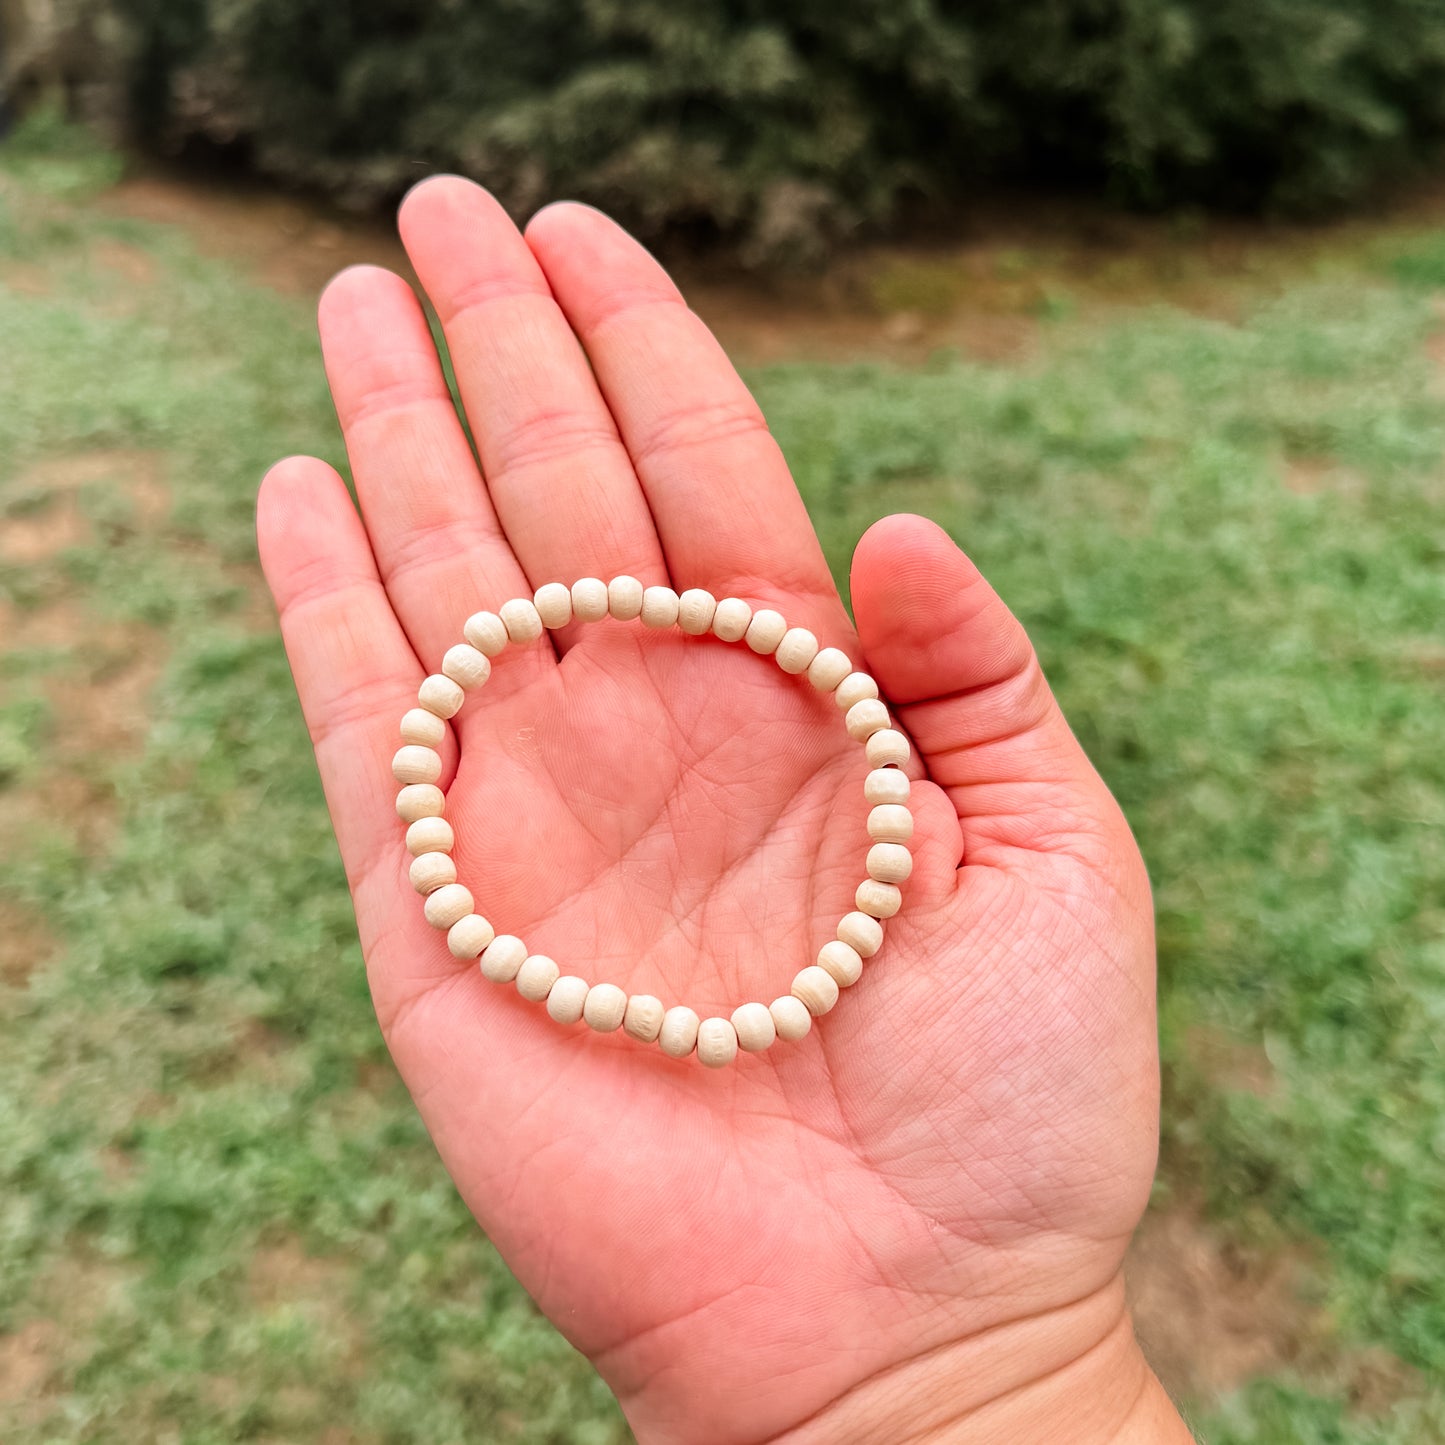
top-left (257, 456), bottom-right (449, 900)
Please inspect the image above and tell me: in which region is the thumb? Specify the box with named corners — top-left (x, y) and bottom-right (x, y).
top-left (851, 514), bottom-right (1131, 878)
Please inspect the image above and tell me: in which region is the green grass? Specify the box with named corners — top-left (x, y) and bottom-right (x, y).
top-left (1, 123), bottom-right (1443, 1442)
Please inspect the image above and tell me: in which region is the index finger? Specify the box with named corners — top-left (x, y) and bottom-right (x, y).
top-left (523, 203), bottom-right (852, 645)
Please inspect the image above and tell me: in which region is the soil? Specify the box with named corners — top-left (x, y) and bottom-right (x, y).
top-left (100, 163), bottom-right (1445, 367)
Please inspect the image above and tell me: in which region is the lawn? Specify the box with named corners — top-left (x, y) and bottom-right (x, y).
top-left (1, 115), bottom-right (1443, 1443)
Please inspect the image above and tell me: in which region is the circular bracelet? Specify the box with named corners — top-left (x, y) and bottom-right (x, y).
top-left (392, 578), bottom-right (914, 1067)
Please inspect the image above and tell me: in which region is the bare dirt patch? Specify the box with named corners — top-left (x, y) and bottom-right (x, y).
top-left (0, 895), bottom-right (56, 985)
top-left (0, 1320), bottom-right (59, 1408)
top-left (1281, 455), bottom-right (1369, 499)
top-left (1126, 1202), bottom-right (1326, 1402)
top-left (2, 448), bottom-right (170, 557)
top-left (102, 172), bottom-right (412, 298)
top-left (99, 165), bottom-right (1445, 369)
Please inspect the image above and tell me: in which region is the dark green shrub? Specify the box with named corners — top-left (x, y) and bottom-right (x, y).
top-left (63, 1), bottom-right (1445, 257)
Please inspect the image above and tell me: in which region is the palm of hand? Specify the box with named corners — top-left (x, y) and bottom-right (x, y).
top-left (259, 179), bottom-right (1160, 1443)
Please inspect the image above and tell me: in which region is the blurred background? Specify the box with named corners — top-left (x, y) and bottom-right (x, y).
top-left (1, 3), bottom-right (1443, 1442)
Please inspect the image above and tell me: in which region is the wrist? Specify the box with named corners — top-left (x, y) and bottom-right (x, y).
top-left (765, 1275), bottom-right (1193, 1445)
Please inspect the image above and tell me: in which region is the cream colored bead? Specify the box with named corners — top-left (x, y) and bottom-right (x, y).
top-left (835, 672), bottom-right (879, 712)
top-left (623, 993), bottom-right (665, 1043)
top-left (745, 608), bottom-right (787, 654)
top-left (533, 582), bottom-right (573, 629)
top-left (447, 913), bottom-right (495, 959)
top-left (400, 707), bottom-right (446, 747)
top-left (711, 597), bottom-right (752, 641)
top-left (867, 804), bottom-right (914, 843)
top-left (696, 1017), bottom-right (739, 1068)
top-left (409, 851), bottom-right (456, 894)
top-left (395, 783), bottom-right (445, 821)
top-left (424, 882), bottom-right (474, 930)
top-left (480, 934), bottom-right (527, 983)
top-left (770, 995), bottom-right (813, 1041)
top-left (405, 816), bottom-right (454, 856)
top-left (393, 745), bottom-right (442, 785)
top-left (418, 675), bottom-right (465, 719)
top-left (546, 975), bottom-right (590, 1024)
top-left (817, 939), bottom-right (863, 987)
top-left (677, 588), bottom-right (717, 635)
top-left (583, 982), bottom-right (628, 1032)
top-left (792, 965), bottom-right (840, 1016)
top-left (856, 878), bottom-right (903, 919)
top-left (442, 643), bottom-right (491, 690)
top-left (641, 585), bottom-right (680, 628)
top-left (500, 597), bottom-right (544, 643)
top-left (867, 842), bottom-right (913, 883)
top-left (516, 953), bottom-right (560, 1001)
top-left (608, 575), bottom-right (645, 620)
top-left (775, 627), bottom-right (819, 675)
top-left (805, 647), bottom-right (848, 690)
top-left (730, 1002), bottom-right (776, 1053)
top-left (837, 910), bottom-right (884, 958)
top-left (867, 729), bottom-right (911, 769)
top-left (658, 1006), bottom-right (700, 1058)
top-left (463, 610), bottom-right (510, 657)
top-left (571, 577), bottom-right (610, 622)
top-left (845, 698), bottom-right (891, 742)
top-left (865, 768), bottom-right (911, 806)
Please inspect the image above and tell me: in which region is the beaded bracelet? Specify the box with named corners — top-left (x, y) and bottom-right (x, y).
top-left (391, 578), bottom-right (914, 1067)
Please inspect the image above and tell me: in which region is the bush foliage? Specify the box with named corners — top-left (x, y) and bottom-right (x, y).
top-left (41, 1), bottom-right (1445, 255)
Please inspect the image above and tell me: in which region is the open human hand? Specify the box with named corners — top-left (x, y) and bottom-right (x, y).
top-left (256, 177), bottom-right (1190, 1443)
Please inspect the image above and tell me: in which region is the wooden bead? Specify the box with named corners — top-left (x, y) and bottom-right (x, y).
top-left (775, 627), bottom-right (819, 675)
top-left (867, 804), bottom-right (914, 843)
top-left (480, 934), bottom-right (527, 983)
top-left (865, 768), bottom-right (911, 806)
top-left (745, 608), bottom-right (787, 654)
top-left (447, 913), bottom-right (495, 959)
top-left (696, 1017), bottom-right (739, 1068)
top-left (533, 582), bottom-right (573, 629)
top-left (845, 698), bottom-right (891, 742)
top-left (770, 995), bottom-right (813, 1041)
top-left (866, 729), bottom-right (911, 769)
top-left (500, 597), bottom-right (544, 643)
top-left (395, 783), bottom-right (445, 822)
top-left (712, 597), bottom-right (752, 642)
top-left (792, 965), bottom-right (840, 1016)
top-left (424, 882), bottom-right (474, 930)
top-left (623, 993), bottom-right (665, 1043)
top-left (393, 745), bottom-right (442, 785)
top-left (418, 675), bottom-right (465, 719)
top-left (400, 707), bottom-right (446, 747)
top-left (641, 585), bottom-right (680, 628)
top-left (442, 643), bottom-right (491, 689)
top-left (856, 878), bottom-right (903, 919)
top-left (807, 647), bottom-right (852, 691)
top-left (658, 1006), bottom-right (700, 1058)
top-left (730, 1001), bottom-right (776, 1053)
top-left (516, 953), bottom-right (560, 1001)
top-left (463, 611), bottom-right (510, 657)
top-left (677, 588), bottom-right (717, 635)
top-left (817, 939), bottom-right (863, 987)
top-left (608, 575), bottom-right (645, 620)
top-left (571, 577), bottom-right (610, 622)
top-left (405, 816), bottom-right (454, 856)
top-left (409, 851), bottom-right (457, 894)
top-left (835, 672), bottom-right (879, 712)
top-left (583, 982), bottom-right (628, 1032)
top-left (546, 975), bottom-right (590, 1024)
top-left (867, 842), bottom-right (913, 883)
top-left (837, 910), bottom-right (884, 958)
